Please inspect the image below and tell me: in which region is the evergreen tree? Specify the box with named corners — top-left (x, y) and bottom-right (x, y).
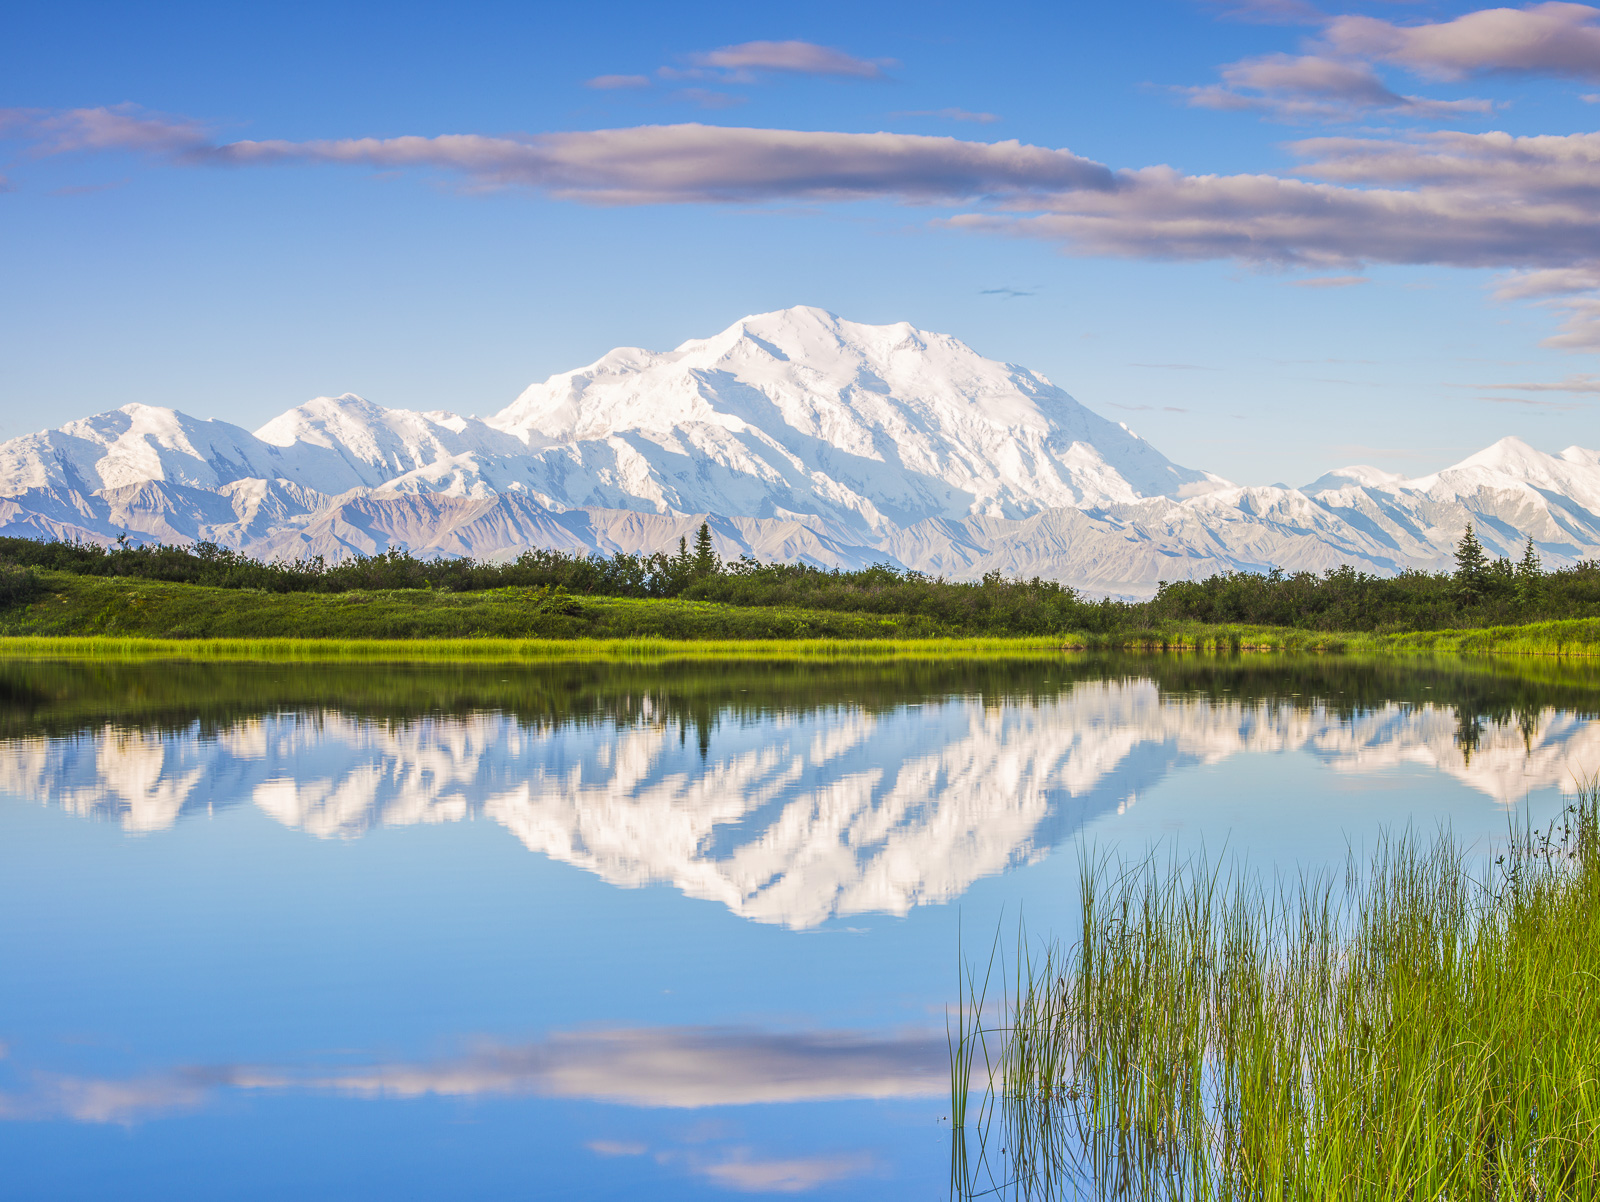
top-left (1454, 523), bottom-right (1489, 597)
top-left (1516, 535), bottom-right (1543, 606)
top-left (692, 521), bottom-right (718, 577)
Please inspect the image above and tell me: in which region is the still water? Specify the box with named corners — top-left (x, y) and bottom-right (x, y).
top-left (1, 655), bottom-right (1595, 1199)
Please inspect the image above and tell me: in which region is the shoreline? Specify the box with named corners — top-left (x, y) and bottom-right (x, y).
top-left (3, 618), bottom-right (1600, 662)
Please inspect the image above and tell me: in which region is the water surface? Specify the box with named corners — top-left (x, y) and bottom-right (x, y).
top-left (1, 655), bottom-right (1594, 1198)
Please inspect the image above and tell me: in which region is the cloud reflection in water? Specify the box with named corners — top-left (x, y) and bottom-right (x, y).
top-left (0, 1025), bottom-right (945, 1124)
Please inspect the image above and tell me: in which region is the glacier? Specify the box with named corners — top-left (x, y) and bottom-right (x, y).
top-left (3, 305), bottom-right (1599, 595)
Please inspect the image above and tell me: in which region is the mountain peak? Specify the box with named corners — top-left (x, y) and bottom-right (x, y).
top-left (1453, 435), bottom-right (1546, 474)
top-left (489, 308), bottom-right (1223, 526)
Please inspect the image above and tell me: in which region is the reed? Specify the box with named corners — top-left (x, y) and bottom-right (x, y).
top-left (951, 785), bottom-right (1600, 1200)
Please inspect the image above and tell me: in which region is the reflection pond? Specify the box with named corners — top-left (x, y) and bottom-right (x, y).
top-left (1, 654), bottom-right (1596, 1199)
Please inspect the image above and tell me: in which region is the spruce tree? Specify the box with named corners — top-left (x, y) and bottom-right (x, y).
top-left (1516, 535), bottom-right (1542, 606)
top-left (692, 521), bottom-right (717, 577)
top-left (1454, 522), bottom-right (1488, 597)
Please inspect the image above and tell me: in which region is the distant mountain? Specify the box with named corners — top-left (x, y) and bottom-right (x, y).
top-left (2, 306), bottom-right (1598, 594)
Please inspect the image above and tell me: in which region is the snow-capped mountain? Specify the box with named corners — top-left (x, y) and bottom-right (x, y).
top-left (1, 306), bottom-right (1598, 594)
top-left (489, 306), bottom-right (1228, 529)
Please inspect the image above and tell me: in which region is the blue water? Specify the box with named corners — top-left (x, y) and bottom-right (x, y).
top-left (0, 656), bottom-right (1593, 1198)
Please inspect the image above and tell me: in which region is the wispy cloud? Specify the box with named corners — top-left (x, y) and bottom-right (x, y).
top-left (209, 124), bottom-right (1116, 205)
top-left (979, 286), bottom-right (1035, 297)
top-left (17, 100), bottom-right (1600, 352)
top-left (696, 1149), bottom-right (877, 1193)
top-left (0, 1068), bottom-right (226, 1124)
top-left (586, 1139), bottom-right (647, 1157)
top-left (1289, 274), bottom-right (1368, 287)
top-left (0, 109), bottom-right (1114, 205)
top-left (675, 89), bottom-right (747, 111)
top-left (0, 103), bottom-right (210, 156)
top-left (586, 74), bottom-right (651, 90)
top-left (947, 127), bottom-right (1600, 281)
top-left (1493, 266), bottom-right (1600, 301)
top-left (685, 40), bottom-right (893, 80)
top-left (894, 108), bottom-right (1000, 124)
top-left (1206, 0), bottom-right (1326, 25)
top-left (1480, 373), bottom-right (1600, 392)
top-left (1479, 394), bottom-right (1585, 408)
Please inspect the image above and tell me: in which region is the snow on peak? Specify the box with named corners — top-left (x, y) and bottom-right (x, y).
top-left (489, 306), bottom-right (1227, 528)
top-left (1400, 436), bottom-right (1600, 510)
top-left (1301, 464), bottom-right (1408, 494)
top-left (1452, 436), bottom-right (1552, 478)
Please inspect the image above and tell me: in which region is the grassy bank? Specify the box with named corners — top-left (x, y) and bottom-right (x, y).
top-left (952, 788), bottom-right (1600, 1200)
top-left (0, 570), bottom-right (957, 641)
top-left (7, 532), bottom-right (1600, 639)
top-left (1068, 616), bottom-right (1600, 655)
top-left (4, 570), bottom-right (1600, 657)
top-left (0, 633), bottom-right (1072, 663)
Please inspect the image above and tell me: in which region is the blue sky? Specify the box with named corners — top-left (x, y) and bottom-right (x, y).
top-left (5, 0), bottom-right (1600, 485)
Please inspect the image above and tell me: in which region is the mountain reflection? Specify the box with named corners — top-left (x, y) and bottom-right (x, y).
top-left (1, 657), bottom-right (1596, 928)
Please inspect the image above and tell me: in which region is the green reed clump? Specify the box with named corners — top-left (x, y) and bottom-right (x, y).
top-left (952, 785), bottom-right (1600, 1200)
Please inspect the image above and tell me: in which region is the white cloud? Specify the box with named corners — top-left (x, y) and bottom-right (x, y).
top-left (586, 75), bottom-right (651, 90)
top-left (1185, 53), bottom-right (1494, 121)
top-left (1325, 2), bottom-right (1600, 82)
top-left (205, 124), bottom-right (1115, 204)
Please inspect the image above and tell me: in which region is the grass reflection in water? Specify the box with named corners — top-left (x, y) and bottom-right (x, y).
top-left (951, 786), bottom-right (1600, 1200)
top-left (3, 652), bottom-right (1599, 744)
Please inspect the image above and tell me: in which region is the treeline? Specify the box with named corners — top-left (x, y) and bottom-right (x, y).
top-left (0, 528), bottom-right (1101, 636)
top-left (1143, 528), bottom-right (1600, 631)
top-left (1, 522), bottom-right (1597, 635)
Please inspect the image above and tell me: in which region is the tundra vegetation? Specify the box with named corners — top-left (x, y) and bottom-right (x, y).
top-left (950, 784), bottom-right (1600, 1200)
top-left (0, 523), bottom-right (1597, 644)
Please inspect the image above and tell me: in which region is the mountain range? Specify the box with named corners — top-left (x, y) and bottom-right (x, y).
top-left (3, 305), bottom-right (1598, 595)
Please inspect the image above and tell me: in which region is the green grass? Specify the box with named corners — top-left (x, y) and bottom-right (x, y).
top-left (952, 787), bottom-right (1600, 1200)
top-left (0, 570), bottom-right (965, 642)
top-left (0, 633), bottom-right (1073, 662)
